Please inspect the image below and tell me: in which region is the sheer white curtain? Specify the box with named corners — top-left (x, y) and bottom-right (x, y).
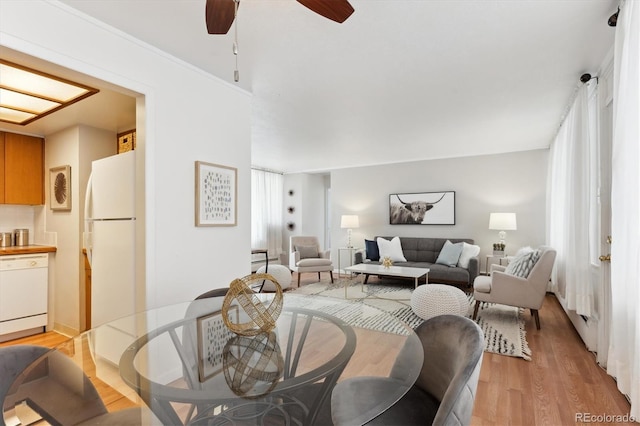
top-left (607, 0), bottom-right (640, 418)
top-left (251, 169), bottom-right (283, 259)
top-left (547, 80), bottom-right (599, 317)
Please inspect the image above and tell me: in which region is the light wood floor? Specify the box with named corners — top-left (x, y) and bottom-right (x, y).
top-left (2, 273), bottom-right (631, 425)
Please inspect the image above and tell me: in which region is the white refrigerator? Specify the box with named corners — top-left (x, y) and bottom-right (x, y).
top-left (84, 150), bottom-right (136, 328)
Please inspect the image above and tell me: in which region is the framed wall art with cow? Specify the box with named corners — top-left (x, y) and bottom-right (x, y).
top-left (389, 191), bottom-right (455, 225)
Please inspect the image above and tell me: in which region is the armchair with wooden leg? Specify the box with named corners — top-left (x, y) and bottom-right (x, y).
top-left (289, 236), bottom-right (334, 287)
top-left (472, 246), bottom-right (556, 330)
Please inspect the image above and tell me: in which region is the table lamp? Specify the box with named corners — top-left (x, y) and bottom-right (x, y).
top-left (340, 215), bottom-right (359, 248)
top-left (489, 213), bottom-right (517, 246)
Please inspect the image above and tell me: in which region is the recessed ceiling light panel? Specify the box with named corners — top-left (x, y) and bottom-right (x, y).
top-left (0, 59), bottom-right (98, 125)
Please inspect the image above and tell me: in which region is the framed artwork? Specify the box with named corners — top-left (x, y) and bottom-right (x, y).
top-left (197, 307), bottom-right (239, 382)
top-left (195, 161), bottom-right (237, 226)
top-left (389, 191), bottom-right (455, 225)
top-left (49, 165), bottom-right (71, 211)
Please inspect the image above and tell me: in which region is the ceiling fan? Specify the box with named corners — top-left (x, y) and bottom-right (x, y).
top-left (205, 0), bottom-right (355, 34)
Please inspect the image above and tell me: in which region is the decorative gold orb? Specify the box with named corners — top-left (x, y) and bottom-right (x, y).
top-left (222, 273), bottom-right (283, 336)
top-left (382, 256), bottom-right (393, 269)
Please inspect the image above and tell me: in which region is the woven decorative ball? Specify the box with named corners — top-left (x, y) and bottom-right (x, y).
top-left (223, 331), bottom-right (284, 398)
top-left (222, 273), bottom-right (283, 336)
top-left (256, 264), bottom-right (292, 291)
top-left (410, 284), bottom-right (469, 320)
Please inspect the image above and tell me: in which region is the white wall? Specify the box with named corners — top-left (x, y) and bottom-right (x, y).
top-left (282, 173), bottom-right (328, 262)
top-left (0, 205), bottom-right (35, 239)
top-left (2, 2), bottom-right (252, 318)
top-left (43, 125), bottom-right (115, 333)
top-left (330, 149), bottom-right (548, 271)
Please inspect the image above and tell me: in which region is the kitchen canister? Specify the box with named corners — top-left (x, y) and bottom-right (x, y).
top-left (0, 232), bottom-right (12, 247)
top-left (14, 229), bottom-right (29, 246)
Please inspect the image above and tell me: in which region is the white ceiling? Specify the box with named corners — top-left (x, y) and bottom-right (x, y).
top-left (12, 1), bottom-right (619, 173)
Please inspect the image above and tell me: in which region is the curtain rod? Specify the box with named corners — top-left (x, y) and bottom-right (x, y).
top-left (251, 166), bottom-right (284, 175)
top-left (552, 78), bottom-right (598, 142)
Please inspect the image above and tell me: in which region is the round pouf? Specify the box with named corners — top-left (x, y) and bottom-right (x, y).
top-left (411, 284), bottom-right (469, 320)
top-left (256, 264), bottom-right (292, 291)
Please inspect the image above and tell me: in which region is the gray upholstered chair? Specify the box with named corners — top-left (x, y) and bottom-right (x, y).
top-left (473, 246), bottom-right (556, 330)
top-left (1, 344), bottom-right (150, 425)
top-left (331, 314), bottom-right (484, 426)
top-left (0, 345), bottom-right (50, 410)
top-left (289, 236), bottom-right (334, 286)
top-left (195, 287), bottom-right (229, 299)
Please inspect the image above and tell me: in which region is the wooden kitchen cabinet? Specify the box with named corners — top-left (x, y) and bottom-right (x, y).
top-left (0, 132), bottom-right (45, 205)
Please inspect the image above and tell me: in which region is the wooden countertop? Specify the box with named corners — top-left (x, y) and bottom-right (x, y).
top-left (0, 245), bottom-right (57, 256)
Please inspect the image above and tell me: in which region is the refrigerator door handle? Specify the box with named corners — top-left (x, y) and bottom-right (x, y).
top-left (84, 173), bottom-right (93, 267)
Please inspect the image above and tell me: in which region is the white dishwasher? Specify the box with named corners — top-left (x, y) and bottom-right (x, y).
top-left (0, 254), bottom-right (48, 339)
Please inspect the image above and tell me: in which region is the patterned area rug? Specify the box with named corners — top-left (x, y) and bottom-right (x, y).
top-left (288, 279), bottom-right (531, 360)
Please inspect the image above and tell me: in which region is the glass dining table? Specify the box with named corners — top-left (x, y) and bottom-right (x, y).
top-left (2, 293), bottom-right (423, 426)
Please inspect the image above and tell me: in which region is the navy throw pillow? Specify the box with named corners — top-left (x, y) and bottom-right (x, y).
top-left (365, 239), bottom-right (380, 261)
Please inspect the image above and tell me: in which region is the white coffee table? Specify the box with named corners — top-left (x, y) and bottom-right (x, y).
top-left (344, 263), bottom-right (430, 299)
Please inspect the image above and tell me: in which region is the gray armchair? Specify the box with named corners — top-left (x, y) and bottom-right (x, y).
top-left (331, 315), bottom-right (484, 426)
top-left (1, 344), bottom-right (151, 425)
top-left (289, 236), bottom-right (334, 286)
top-left (472, 246), bottom-right (556, 330)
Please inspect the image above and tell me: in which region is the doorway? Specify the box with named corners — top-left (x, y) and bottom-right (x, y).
top-left (0, 47), bottom-right (143, 334)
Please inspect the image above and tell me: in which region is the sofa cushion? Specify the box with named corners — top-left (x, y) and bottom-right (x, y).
top-left (377, 237), bottom-right (407, 262)
top-left (297, 258), bottom-right (332, 267)
top-left (376, 237), bottom-right (474, 263)
top-left (435, 240), bottom-right (463, 267)
top-left (421, 262), bottom-right (470, 284)
top-left (399, 261), bottom-right (470, 284)
top-left (458, 242), bottom-right (481, 269)
top-left (296, 245), bottom-right (319, 259)
top-left (365, 239), bottom-right (380, 261)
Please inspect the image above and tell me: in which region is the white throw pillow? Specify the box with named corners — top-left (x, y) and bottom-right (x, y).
top-left (505, 249), bottom-right (541, 278)
top-left (376, 237), bottom-right (407, 262)
top-left (514, 246), bottom-right (535, 257)
top-left (457, 242), bottom-right (481, 269)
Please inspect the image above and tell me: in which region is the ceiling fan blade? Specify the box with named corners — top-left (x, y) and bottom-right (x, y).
top-left (297, 0), bottom-right (354, 23)
top-left (205, 0), bottom-right (237, 34)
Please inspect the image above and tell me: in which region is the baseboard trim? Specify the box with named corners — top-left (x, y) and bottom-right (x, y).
top-left (52, 322), bottom-right (78, 338)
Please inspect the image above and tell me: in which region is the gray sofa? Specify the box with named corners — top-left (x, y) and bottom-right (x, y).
top-left (354, 236), bottom-right (479, 287)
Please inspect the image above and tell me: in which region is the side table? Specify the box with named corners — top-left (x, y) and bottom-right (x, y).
top-left (338, 247), bottom-right (360, 277)
top-left (485, 254), bottom-right (505, 275)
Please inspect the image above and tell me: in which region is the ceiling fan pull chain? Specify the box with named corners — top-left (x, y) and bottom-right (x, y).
top-left (233, 0), bottom-right (240, 82)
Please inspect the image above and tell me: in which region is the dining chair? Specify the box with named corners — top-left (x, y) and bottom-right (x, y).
top-left (195, 287), bottom-right (229, 299)
top-left (0, 345), bottom-right (50, 409)
top-left (331, 314), bottom-right (484, 425)
top-left (1, 344), bottom-right (150, 425)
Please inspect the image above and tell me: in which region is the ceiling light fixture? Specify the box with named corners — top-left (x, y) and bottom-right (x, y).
top-left (0, 59), bottom-right (98, 126)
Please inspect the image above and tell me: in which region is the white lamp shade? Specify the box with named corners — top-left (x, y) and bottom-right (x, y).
top-left (489, 213), bottom-right (517, 230)
top-left (340, 215), bottom-right (359, 229)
